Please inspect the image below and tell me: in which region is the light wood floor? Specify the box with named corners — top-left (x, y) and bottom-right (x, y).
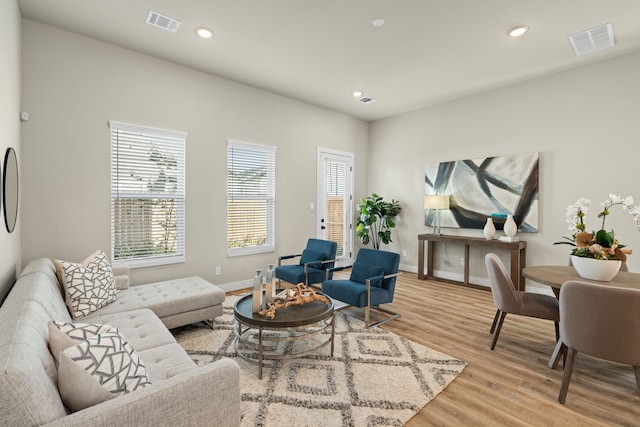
top-left (231, 272), bottom-right (639, 425)
top-left (379, 271), bottom-right (639, 426)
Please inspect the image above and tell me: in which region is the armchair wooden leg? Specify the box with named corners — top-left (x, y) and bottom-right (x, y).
top-left (490, 309), bottom-right (501, 333)
top-left (490, 311), bottom-right (507, 350)
top-left (558, 348), bottom-right (578, 404)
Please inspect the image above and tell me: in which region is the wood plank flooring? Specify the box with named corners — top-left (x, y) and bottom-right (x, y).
top-left (381, 272), bottom-right (639, 426)
top-left (230, 271), bottom-right (639, 425)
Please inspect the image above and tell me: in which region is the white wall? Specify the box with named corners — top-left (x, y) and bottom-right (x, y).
top-left (0, 0), bottom-right (22, 303)
top-left (19, 17), bottom-right (640, 292)
top-left (369, 52), bottom-right (640, 288)
top-left (20, 20), bottom-right (368, 288)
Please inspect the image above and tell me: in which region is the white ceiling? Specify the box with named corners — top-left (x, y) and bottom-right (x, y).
top-left (17, 0), bottom-right (640, 122)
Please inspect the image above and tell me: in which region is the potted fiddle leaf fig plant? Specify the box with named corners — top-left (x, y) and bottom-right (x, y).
top-left (356, 193), bottom-right (402, 250)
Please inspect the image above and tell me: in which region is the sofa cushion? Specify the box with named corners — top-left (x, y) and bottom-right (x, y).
top-left (48, 320), bottom-right (119, 365)
top-left (58, 331), bottom-right (151, 412)
top-left (138, 343), bottom-right (198, 382)
top-left (85, 308), bottom-right (178, 352)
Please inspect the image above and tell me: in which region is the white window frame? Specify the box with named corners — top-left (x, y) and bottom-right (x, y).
top-left (227, 140), bottom-right (276, 257)
top-left (109, 120), bottom-right (186, 268)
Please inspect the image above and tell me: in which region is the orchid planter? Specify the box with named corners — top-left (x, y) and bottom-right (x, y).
top-left (571, 255), bottom-right (621, 282)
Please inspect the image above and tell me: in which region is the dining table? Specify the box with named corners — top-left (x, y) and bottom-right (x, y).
top-left (522, 265), bottom-right (640, 296)
top-left (522, 265), bottom-right (640, 367)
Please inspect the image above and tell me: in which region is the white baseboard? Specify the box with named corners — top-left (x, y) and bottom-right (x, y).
top-left (219, 265), bottom-right (527, 293)
top-left (399, 263), bottom-right (418, 273)
top-left (399, 263), bottom-right (490, 288)
top-left (218, 279), bottom-right (252, 293)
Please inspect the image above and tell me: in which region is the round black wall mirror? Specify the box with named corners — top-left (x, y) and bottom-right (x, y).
top-left (3, 147), bottom-right (18, 233)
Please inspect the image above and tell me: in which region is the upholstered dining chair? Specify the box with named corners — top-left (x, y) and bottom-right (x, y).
top-left (554, 280), bottom-right (640, 404)
top-left (484, 253), bottom-right (560, 350)
top-left (321, 248), bottom-right (400, 327)
top-left (275, 238), bottom-right (337, 288)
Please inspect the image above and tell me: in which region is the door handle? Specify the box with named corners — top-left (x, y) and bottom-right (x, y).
top-left (321, 225), bottom-right (326, 230)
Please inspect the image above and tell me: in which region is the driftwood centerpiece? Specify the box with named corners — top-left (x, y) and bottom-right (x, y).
top-left (258, 283), bottom-right (328, 320)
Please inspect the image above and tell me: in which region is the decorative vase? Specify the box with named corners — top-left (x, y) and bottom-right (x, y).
top-left (483, 217), bottom-right (496, 240)
top-left (265, 264), bottom-right (275, 305)
top-left (503, 214), bottom-right (518, 238)
top-left (252, 269), bottom-right (263, 313)
top-left (570, 255), bottom-right (621, 281)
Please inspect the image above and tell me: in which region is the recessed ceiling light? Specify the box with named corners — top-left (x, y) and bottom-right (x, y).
top-left (352, 90), bottom-right (363, 98)
top-left (508, 25), bottom-right (529, 37)
top-left (196, 27), bottom-right (214, 39)
top-left (372, 18), bottom-right (385, 28)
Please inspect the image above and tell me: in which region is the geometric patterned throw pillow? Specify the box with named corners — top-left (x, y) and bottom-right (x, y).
top-left (56, 254), bottom-right (118, 319)
top-left (54, 250), bottom-right (112, 288)
top-left (48, 320), bottom-right (119, 365)
top-left (81, 249), bottom-right (112, 271)
top-left (57, 331), bottom-right (151, 412)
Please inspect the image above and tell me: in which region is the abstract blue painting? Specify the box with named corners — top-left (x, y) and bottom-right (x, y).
top-left (425, 152), bottom-right (539, 232)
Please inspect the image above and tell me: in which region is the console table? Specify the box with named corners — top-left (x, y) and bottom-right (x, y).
top-left (418, 234), bottom-right (527, 290)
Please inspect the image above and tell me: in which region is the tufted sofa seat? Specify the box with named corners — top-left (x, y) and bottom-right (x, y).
top-left (0, 257), bottom-right (240, 427)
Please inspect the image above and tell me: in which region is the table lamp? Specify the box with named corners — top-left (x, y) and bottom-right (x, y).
top-left (424, 195), bottom-right (450, 235)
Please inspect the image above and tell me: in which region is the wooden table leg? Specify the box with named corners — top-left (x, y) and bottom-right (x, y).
top-left (510, 247), bottom-right (520, 290)
top-left (463, 244), bottom-right (470, 285)
top-left (520, 247), bottom-right (526, 290)
top-left (418, 237), bottom-right (425, 279)
top-left (427, 241), bottom-right (435, 278)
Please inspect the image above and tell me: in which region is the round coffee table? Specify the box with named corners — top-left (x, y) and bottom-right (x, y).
top-left (233, 293), bottom-right (335, 379)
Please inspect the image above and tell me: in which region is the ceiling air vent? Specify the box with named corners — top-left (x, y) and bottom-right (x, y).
top-left (568, 23), bottom-right (614, 56)
top-left (358, 96), bottom-right (377, 104)
top-left (146, 10), bottom-right (181, 33)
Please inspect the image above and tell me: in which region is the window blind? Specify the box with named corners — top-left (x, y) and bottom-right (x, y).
top-left (109, 121), bottom-right (186, 266)
top-left (325, 159), bottom-right (346, 257)
top-left (227, 140), bottom-right (276, 256)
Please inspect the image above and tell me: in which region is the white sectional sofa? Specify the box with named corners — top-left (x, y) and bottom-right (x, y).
top-left (0, 257), bottom-right (241, 427)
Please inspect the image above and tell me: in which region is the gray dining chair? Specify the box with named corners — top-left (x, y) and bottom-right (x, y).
top-left (484, 253), bottom-right (560, 350)
top-left (554, 280), bottom-right (640, 404)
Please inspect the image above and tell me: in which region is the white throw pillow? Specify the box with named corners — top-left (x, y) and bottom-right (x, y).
top-left (48, 320), bottom-right (119, 365)
top-left (80, 249), bottom-right (112, 271)
top-left (54, 251), bottom-right (118, 319)
top-left (57, 262), bottom-right (118, 318)
top-left (57, 331), bottom-right (151, 412)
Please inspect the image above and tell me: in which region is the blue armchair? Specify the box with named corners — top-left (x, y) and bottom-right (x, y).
top-left (275, 238), bottom-right (338, 288)
top-left (321, 248), bottom-right (401, 327)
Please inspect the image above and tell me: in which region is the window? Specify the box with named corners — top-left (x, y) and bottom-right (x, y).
top-left (227, 140), bottom-right (276, 256)
top-left (109, 121), bottom-right (186, 267)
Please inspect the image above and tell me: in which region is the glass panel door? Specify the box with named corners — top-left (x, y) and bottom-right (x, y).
top-left (317, 148), bottom-right (354, 266)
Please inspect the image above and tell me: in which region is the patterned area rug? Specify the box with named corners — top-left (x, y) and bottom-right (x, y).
top-left (173, 296), bottom-right (466, 426)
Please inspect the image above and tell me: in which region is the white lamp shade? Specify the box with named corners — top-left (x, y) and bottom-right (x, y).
top-left (424, 195), bottom-right (450, 210)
